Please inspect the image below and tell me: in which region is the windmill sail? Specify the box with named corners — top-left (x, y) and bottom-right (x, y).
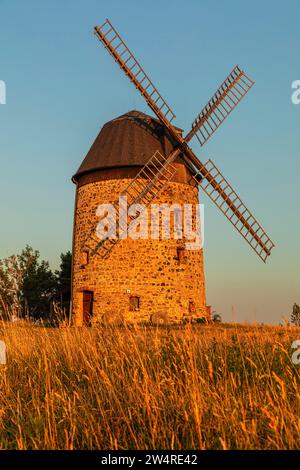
top-left (192, 159), bottom-right (274, 262)
top-left (186, 66), bottom-right (254, 146)
top-left (94, 19), bottom-right (176, 130)
top-left (84, 149), bottom-right (179, 258)
top-left (91, 18), bottom-right (274, 262)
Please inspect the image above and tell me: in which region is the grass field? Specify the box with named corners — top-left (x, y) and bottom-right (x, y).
top-left (0, 322), bottom-right (299, 450)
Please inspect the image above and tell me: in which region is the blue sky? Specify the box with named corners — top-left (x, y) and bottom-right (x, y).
top-left (0, 0), bottom-right (299, 323)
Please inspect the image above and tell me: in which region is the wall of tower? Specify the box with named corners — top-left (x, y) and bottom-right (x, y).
top-left (72, 170), bottom-right (208, 325)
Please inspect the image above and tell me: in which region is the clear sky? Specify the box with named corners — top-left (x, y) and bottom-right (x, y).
top-left (0, 0), bottom-right (299, 323)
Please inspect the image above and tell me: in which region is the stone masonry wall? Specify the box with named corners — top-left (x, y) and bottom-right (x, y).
top-left (72, 170), bottom-right (208, 325)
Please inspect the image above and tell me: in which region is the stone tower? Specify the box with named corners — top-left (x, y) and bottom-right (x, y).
top-left (71, 111), bottom-right (209, 325)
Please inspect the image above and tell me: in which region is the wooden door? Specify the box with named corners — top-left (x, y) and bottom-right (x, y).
top-left (83, 291), bottom-right (93, 326)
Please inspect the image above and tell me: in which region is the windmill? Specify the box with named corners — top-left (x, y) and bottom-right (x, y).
top-left (71, 19), bottom-right (275, 326)
top-left (83, 19), bottom-right (274, 264)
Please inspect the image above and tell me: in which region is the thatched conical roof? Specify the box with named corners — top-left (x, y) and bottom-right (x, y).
top-left (72, 110), bottom-right (183, 182)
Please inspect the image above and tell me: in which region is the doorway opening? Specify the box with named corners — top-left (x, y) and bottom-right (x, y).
top-left (83, 290), bottom-right (93, 326)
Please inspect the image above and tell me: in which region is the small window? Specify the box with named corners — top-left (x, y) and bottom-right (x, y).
top-left (130, 296), bottom-right (140, 311)
top-left (81, 250), bottom-right (89, 267)
top-left (176, 247), bottom-right (186, 264)
top-left (189, 301), bottom-right (196, 314)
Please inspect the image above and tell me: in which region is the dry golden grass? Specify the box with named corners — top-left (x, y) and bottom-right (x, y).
top-left (0, 322), bottom-right (299, 450)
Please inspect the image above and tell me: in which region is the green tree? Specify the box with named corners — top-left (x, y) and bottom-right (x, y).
top-left (0, 246), bottom-right (56, 320)
top-left (212, 313), bottom-right (222, 323)
top-left (20, 246), bottom-right (56, 319)
top-left (55, 251), bottom-right (72, 308)
top-left (0, 255), bottom-right (23, 318)
top-left (291, 303), bottom-right (300, 326)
